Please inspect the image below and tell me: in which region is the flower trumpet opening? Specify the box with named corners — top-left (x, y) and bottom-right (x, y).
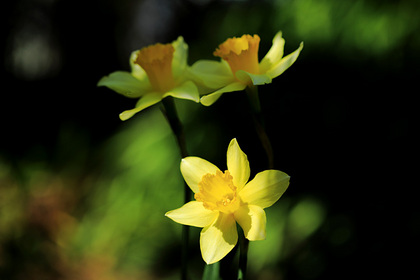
top-left (214, 34), bottom-right (260, 80)
top-left (135, 43), bottom-right (176, 93)
top-left (195, 170), bottom-right (241, 214)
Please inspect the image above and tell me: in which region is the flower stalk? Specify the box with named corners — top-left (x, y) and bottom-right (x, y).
top-left (245, 86), bottom-right (274, 169)
top-left (160, 96), bottom-right (191, 280)
top-left (238, 226), bottom-right (249, 280)
top-left (161, 97), bottom-right (188, 158)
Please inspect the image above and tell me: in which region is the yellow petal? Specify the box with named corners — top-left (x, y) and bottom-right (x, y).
top-left (180, 157), bottom-right (220, 193)
top-left (200, 82), bottom-right (246, 106)
top-left (97, 71), bottom-right (151, 98)
top-left (171, 36), bottom-right (188, 80)
top-left (119, 92), bottom-right (162, 121)
top-left (234, 204), bottom-right (266, 240)
top-left (266, 42), bottom-right (304, 79)
top-left (239, 170), bottom-right (290, 209)
top-left (200, 212), bottom-right (238, 264)
top-left (163, 80), bottom-right (200, 103)
top-left (189, 59), bottom-right (234, 89)
top-left (226, 138), bottom-right (250, 190)
top-left (259, 31), bottom-right (285, 73)
top-left (165, 201), bottom-right (218, 227)
top-left (235, 70), bottom-right (272, 86)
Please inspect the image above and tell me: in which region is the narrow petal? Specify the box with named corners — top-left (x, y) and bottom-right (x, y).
top-left (266, 42), bottom-right (304, 79)
top-left (226, 138), bottom-right (250, 190)
top-left (180, 157), bottom-right (220, 193)
top-left (172, 36), bottom-right (188, 79)
top-left (234, 204), bottom-right (266, 241)
top-left (200, 213), bottom-right (238, 264)
top-left (164, 81), bottom-right (200, 103)
top-left (239, 170), bottom-right (290, 209)
top-left (259, 31), bottom-right (285, 73)
top-left (119, 92), bottom-right (162, 121)
top-left (189, 60), bottom-right (234, 89)
top-left (165, 201), bottom-right (218, 228)
top-left (200, 82), bottom-right (246, 106)
top-left (235, 70), bottom-right (272, 86)
top-left (97, 71), bottom-right (151, 98)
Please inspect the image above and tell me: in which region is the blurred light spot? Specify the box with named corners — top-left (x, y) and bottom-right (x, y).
top-left (293, 0), bottom-right (333, 44)
top-left (9, 31), bottom-right (61, 80)
top-left (289, 198), bottom-right (326, 240)
top-left (6, 3), bottom-right (61, 80)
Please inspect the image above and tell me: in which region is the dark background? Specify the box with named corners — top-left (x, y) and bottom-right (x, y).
top-left (1, 0), bottom-right (418, 279)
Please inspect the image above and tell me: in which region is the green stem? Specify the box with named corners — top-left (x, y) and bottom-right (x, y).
top-left (245, 86), bottom-right (275, 169)
top-left (160, 96), bottom-right (191, 280)
top-left (238, 226), bottom-right (249, 280)
top-left (161, 97), bottom-right (188, 158)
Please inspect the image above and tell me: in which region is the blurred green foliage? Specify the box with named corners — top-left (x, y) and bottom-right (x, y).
top-left (0, 105), bottom-right (328, 279)
top-left (280, 0), bottom-right (418, 56)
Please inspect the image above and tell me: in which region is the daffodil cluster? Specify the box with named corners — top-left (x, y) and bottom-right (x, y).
top-left (97, 31), bottom-right (302, 266)
top-left (98, 31), bottom-right (302, 120)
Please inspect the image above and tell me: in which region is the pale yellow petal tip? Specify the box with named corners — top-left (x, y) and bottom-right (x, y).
top-left (199, 96), bottom-right (215, 106)
top-left (165, 210), bottom-right (179, 221)
top-left (274, 30), bottom-right (283, 40)
top-left (180, 157), bottom-right (191, 174)
top-left (229, 138), bottom-right (238, 148)
top-left (204, 258), bottom-right (218, 265)
top-left (202, 249), bottom-right (232, 265)
top-left (119, 111), bottom-right (135, 121)
top-left (180, 157), bottom-right (190, 165)
top-left (246, 236), bottom-right (266, 242)
top-left (174, 36), bottom-right (185, 45)
top-left (202, 249), bottom-right (225, 265)
top-left (246, 229), bottom-right (267, 241)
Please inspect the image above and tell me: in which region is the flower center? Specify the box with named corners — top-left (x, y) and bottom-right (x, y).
top-left (195, 170), bottom-right (241, 214)
top-left (135, 43), bottom-right (176, 93)
top-left (213, 34), bottom-right (260, 81)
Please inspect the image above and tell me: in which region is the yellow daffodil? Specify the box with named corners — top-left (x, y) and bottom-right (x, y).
top-left (190, 31), bottom-right (303, 106)
top-left (165, 138), bottom-right (290, 264)
top-left (98, 37), bottom-right (200, 120)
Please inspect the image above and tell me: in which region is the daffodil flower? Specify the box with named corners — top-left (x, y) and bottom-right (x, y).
top-left (98, 37), bottom-right (200, 120)
top-left (165, 138), bottom-right (290, 264)
top-left (190, 31), bottom-right (303, 106)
